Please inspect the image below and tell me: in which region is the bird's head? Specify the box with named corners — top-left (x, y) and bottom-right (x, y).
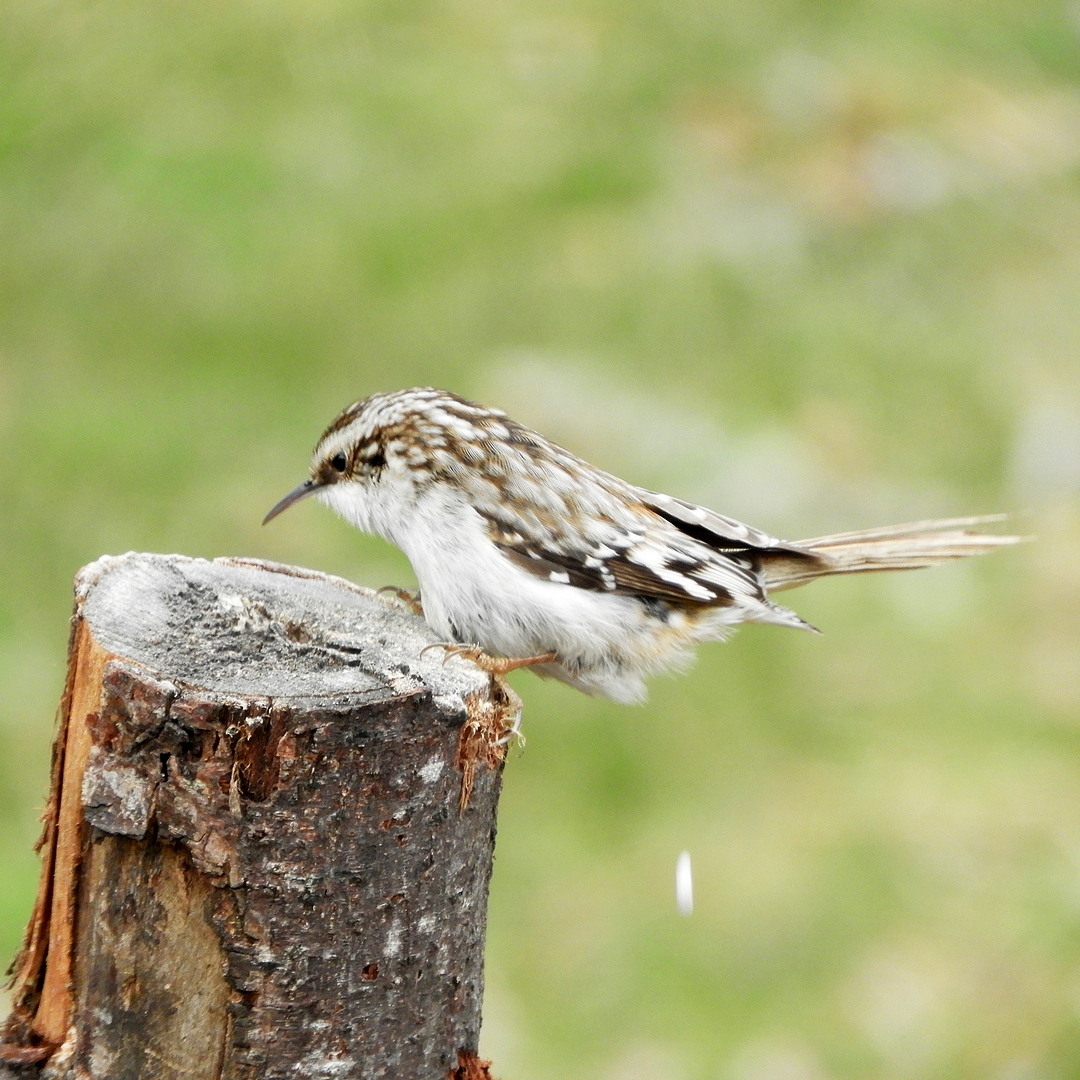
top-left (262, 387), bottom-right (522, 533)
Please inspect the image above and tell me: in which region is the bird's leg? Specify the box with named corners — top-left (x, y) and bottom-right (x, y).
top-left (420, 643), bottom-right (557, 675)
top-left (375, 586), bottom-right (423, 616)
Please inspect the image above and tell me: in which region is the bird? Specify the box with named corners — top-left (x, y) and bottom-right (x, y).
top-left (264, 387), bottom-right (1022, 704)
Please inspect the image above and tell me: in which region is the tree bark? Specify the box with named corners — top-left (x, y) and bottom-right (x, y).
top-left (1, 554), bottom-right (510, 1080)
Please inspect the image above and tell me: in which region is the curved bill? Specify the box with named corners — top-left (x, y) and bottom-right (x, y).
top-left (263, 479), bottom-right (323, 524)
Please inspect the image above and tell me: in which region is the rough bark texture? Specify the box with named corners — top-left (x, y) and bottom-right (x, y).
top-left (1, 554), bottom-right (510, 1080)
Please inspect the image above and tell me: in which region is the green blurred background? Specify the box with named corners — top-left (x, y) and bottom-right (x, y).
top-left (2, 1), bottom-right (1079, 1076)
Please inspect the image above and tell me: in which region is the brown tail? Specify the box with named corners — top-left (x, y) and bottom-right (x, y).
top-left (762, 515), bottom-right (1027, 593)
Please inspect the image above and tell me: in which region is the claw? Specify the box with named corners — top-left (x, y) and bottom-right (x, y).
top-left (419, 643), bottom-right (557, 675)
top-left (375, 586), bottom-right (423, 615)
top-left (420, 642), bottom-right (464, 665)
top-left (497, 706), bottom-right (526, 748)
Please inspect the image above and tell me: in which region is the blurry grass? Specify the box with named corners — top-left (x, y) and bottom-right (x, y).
top-left (2, 1), bottom-right (1080, 1077)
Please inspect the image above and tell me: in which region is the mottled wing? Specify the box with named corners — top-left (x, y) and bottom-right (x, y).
top-left (481, 494), bottom-right (772, 609)
top-left (636, 490), bottom-right (825, 597)
top-left (433, 399), bottom-right (809, 609)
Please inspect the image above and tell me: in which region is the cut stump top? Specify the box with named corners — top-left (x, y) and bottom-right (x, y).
top-left (77, 552), bottom-right (490, 705)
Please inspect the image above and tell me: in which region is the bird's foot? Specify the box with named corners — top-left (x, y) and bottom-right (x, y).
top-left (420, 643), bottom-right (556, 675)
top-left (376, 586), bottom-right (423, 616)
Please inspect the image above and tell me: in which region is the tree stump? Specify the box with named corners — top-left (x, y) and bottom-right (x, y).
top-left (1, 554), bottom-right (510, 1080)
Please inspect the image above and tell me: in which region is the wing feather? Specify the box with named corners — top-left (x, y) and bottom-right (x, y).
top-left (480, 499), bottom-right (770, 608)
top-left (639, 490), bottom-right (810, 555)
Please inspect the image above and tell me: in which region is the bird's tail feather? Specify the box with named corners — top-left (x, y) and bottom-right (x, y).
top-left (762, 515), bottom-right (1026, 593)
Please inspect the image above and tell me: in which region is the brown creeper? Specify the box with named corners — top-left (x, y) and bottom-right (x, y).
top-left (264, 388), bottom-right (1021, 703)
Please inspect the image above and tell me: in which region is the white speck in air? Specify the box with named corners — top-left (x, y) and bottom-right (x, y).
top-left (676, 851), bottom-right (693, 916)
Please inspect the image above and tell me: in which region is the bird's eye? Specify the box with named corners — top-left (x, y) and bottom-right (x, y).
top-left (330, 452), bottom-right (348, 472)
